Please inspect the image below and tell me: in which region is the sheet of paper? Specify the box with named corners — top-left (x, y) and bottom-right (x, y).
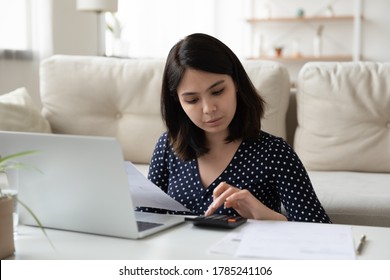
top-left (124, 161), bottom-right (190, 212)
top-left (208, 231), bottom-right (244, 256)
top-left (235, 220), bottom-right (356, 260)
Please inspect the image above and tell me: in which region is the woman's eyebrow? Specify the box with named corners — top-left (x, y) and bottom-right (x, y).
top-left (207, 80), bottom-right (225, 91)
top-left (180, 91), bottom-right (197, 97)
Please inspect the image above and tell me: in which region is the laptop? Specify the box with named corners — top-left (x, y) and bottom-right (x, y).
top-left (0, 131), bottom-right (185, 239)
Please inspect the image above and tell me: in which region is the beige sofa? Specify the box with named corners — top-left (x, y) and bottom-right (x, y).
top-left (1, 55), bottom-right (389, 227)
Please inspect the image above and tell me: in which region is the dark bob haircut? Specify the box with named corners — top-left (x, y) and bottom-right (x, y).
top-left (161, 33), bottom-right (265, 161)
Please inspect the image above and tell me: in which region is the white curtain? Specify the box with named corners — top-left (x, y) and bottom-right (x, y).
top-left (30, 0), bottom-right (54, 60)
top-left (0, 0), bottom-right (29, 59)
top-left (0, 0), bottom-right (53, 60)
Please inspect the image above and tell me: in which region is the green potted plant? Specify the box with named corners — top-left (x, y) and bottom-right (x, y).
top-left (0, 151), bottom-right (52, 259)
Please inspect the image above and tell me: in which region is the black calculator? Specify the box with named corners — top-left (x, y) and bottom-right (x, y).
top-left (185, 214), bottom-right (247, 229)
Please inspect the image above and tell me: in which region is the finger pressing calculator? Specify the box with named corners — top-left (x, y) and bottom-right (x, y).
top-left (185, 214), bottom-right (247, 229)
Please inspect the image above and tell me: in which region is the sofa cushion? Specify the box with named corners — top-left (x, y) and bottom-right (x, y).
top-left (309, 171), bottom-right (390, 227)
top-left (40, 55), bottom-right (290, 164)
top-left (40, 56), bottom-right (166, 164)
top-left (295, 62), bottom-right (390, 172)
top-left (0, 87), bottom-right (51, 133)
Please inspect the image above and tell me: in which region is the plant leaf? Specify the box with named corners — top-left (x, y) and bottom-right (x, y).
top-left (0, 150), bottom-right (41, 172)
top-left (17, 198), bottom-right (55, 250)
top-left (0, 150), bottom-right (38, 163)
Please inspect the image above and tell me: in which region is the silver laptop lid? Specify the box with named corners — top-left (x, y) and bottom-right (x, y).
top-left (0, 131), bottom-right (142, 238)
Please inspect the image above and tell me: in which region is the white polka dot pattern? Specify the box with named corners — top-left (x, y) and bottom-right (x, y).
top-left (143, 131), bottom-right (331, 223)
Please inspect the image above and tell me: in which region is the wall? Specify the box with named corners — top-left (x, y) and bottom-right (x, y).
top-left (0, 0), bottom-right (389, 108)
top-left (362, 0), bottom-right (390, 61)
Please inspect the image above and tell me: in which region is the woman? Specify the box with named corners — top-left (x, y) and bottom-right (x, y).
top-left (146, 33), bottom-right (330, 223)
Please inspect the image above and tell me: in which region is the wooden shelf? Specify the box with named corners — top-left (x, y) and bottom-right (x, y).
top-left (245, 0), bottom-right (363, 73)
top-left (247, 55), bottom-right (353, 62)
top-left (246, 15), bottom-right (357, 24)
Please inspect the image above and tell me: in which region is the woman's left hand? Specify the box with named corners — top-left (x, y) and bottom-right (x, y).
top-left (204, 182), bottom-right (287, 221)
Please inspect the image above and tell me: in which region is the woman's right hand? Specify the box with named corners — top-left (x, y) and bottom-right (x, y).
top-left (205, 182), bottom-right (287, 221)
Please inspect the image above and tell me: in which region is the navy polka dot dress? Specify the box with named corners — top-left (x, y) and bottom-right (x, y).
top-left (143, 131), bottom-right (331, 223)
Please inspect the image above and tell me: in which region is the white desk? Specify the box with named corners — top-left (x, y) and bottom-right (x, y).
top-left (10, 221), bottom-right (390, 260)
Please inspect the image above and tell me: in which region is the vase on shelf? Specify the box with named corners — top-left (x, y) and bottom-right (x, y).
top-left (313, 35), bottom-right (322, 58)
top-left (325, 5), bottom-right (334, 17)
top-left (261, 4), bottom-right (271, 19)
top-left (313, 25), bottom-right (324, 58)
top-left (291, 39), bottom-right (301, 58)
top-left (274, 46), bottom-right (283, 58)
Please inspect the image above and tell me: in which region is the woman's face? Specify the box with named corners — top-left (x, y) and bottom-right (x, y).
top-left (176, 68), bottom-right (237, 138)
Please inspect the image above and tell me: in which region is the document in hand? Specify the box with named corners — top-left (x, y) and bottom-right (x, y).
top-left (125, 161), bottom-right (190, 212)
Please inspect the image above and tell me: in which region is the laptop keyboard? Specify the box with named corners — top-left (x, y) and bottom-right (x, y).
top-left (137, 221), bottom-right (163, 232)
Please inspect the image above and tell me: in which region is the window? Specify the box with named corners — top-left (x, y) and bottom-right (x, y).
top-left (0, 0), bottom-right (32, 58)
top-left (105, 0), bottom-right (248, 58)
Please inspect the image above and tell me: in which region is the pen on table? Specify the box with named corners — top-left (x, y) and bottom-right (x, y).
top-left (356, 234), bottom-right (366, 255)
